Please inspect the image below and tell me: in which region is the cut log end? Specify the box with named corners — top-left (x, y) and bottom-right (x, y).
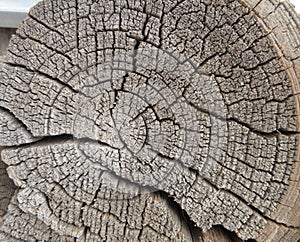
top-left (0, 0), bottom-right (299, 241)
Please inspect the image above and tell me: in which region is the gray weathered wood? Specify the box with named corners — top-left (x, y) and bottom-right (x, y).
top-left (0, 0), bottom-right (299, 241)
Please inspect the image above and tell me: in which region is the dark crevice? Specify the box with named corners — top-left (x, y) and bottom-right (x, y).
top-left (14, 32), bottom-right (73, 63)
top-left (187, 99), bottom-right (299, 138)
top-left (27, 13), bottom-right (64, 38)
top-left (2, 60), bottom-right (79, 94)
top-left (75, 0), bottom-right (79, 50)
top-left (205, 225), bottom-right (244, 242)
top-left (81, 226), bottom-right (88, 242)
top-left (153, 190), bottom-right (253, 241)
top-left (153, 190), bottom-right (202, 242)
top-left (227, 116), bottom-right (300, 137)
top-left (1, 134), bottom-right (74, 150)
top-left (137, 195), bottom-right (147, 241)
top-left (220, 226), bottom-right (244, 242)
top-left (0, 156), bottom-right (17, 222)
top-left (0, 106), bottom-right (37, 138)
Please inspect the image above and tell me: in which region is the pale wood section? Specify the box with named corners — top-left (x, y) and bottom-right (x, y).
top-left (242, 0), bottom-right (300, 240)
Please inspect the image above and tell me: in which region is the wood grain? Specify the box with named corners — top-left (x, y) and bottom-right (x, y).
top-left (0, 0), bottom-right (299, 241)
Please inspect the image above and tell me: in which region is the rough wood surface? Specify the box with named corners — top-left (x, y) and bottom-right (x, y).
top-left (0, 0), bottom-right (299, 241)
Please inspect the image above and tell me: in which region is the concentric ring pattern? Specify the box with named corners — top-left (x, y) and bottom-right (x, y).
top-left (0, 0), bottom-right (299, 241)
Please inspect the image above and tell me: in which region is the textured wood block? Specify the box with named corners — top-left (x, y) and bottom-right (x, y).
top-left (0, 0), bottom-right (299, 241)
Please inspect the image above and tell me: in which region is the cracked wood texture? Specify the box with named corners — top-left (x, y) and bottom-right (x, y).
top-left (0, 0), bottom-right (299, 241)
